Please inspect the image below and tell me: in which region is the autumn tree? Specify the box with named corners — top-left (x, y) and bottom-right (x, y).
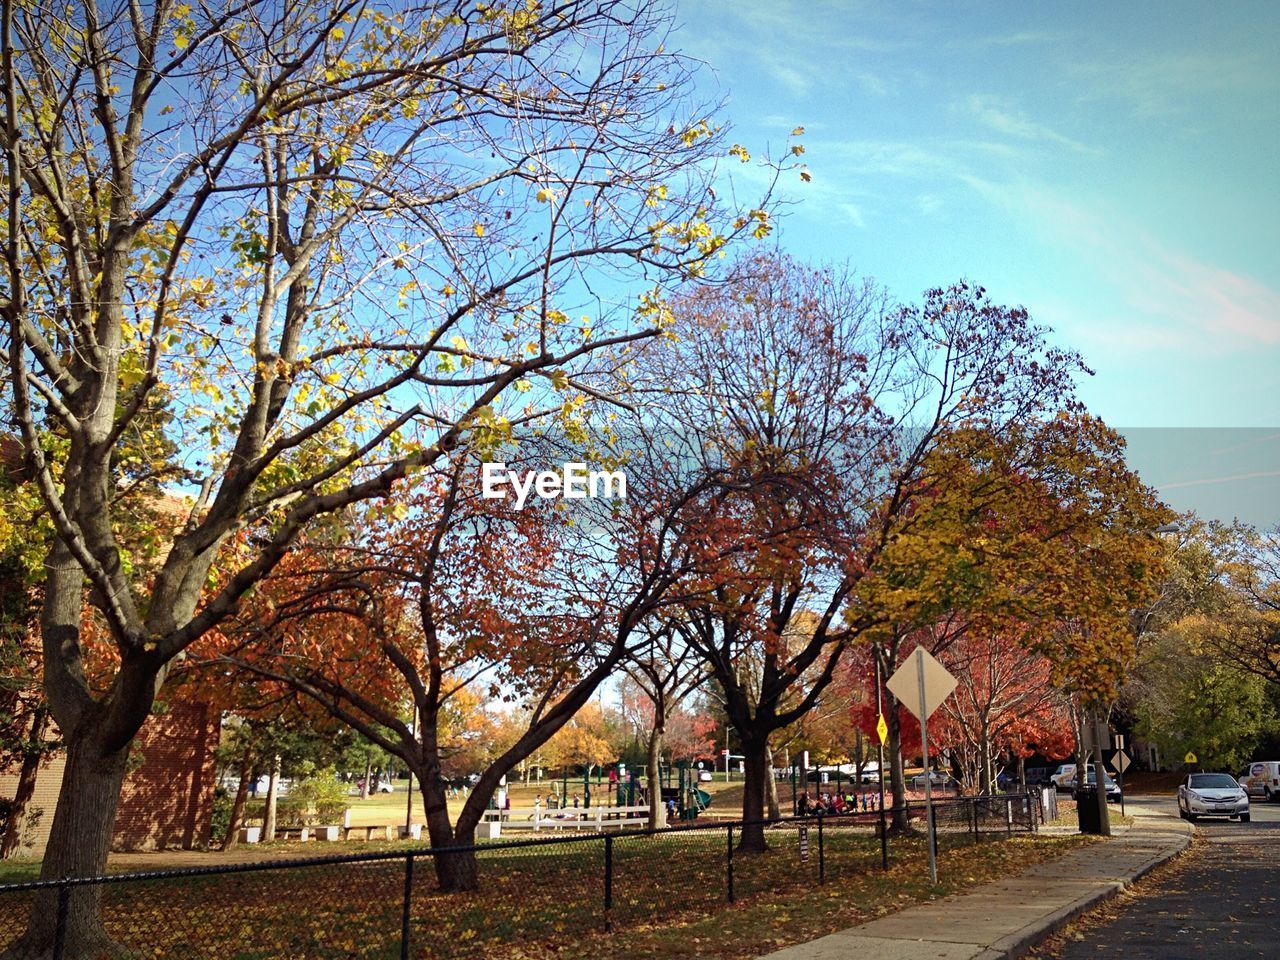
top-left (0, 0), bottom-right (783, 948)
top-left (214, 441), bottom-right (740, 890)
top-left (931, 628), bottom-right (1072, 793)
top-left (1202, 525), bottom-right (1280, 688)
top-left (1133, 621), bottom-right (1278, 772)
top-left (543, 702), bottom-right (616, 779)
top-left (646, 257), bottom-right (1164, 851)
top-left (1118, 520), bottom-right (1280, 772)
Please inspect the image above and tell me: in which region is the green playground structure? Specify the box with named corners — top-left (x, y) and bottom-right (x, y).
top-left (654, 760), bottom-right (712, 820)
top-left (554, 759), bottom-right (713, 820)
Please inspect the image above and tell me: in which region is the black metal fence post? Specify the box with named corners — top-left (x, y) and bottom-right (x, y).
top-left (52, 882), bottom-right (69, 960)
top-left (603, 834), bottom-right (614, 930)
top-left (928, 804), bottom-right (938, 863)
top-left (970, 797), bottom-right (978, 841)
top-left (400, 853), bottom-right (414, 960)
top-left (726, 824), bottom-right (735, 903)
top-left (817, 815), bottom-right (825, 884)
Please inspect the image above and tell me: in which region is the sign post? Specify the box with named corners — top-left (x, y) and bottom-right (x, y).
top-left (886, 646), bottom-right (957, 886)
top-left (1113, 746), bottom-right (1131, 817)
top-left (874, 650), bottom-right (888, 869)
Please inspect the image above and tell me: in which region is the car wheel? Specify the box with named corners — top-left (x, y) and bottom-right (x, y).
top-left (1241, 812), bottom-right (1251, 823)
top-left (1187, 813), bottom-right (1198, 822)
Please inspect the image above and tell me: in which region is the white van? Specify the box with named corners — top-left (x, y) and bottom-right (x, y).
top-left (1237, 761), bottom-right (1280, 801)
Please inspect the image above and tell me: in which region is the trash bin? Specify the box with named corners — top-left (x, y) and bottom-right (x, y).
top-left (1075, 788), bottom-right (1102, 834)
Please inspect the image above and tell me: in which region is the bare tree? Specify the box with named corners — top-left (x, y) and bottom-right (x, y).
top-left (622, 619), bottom-right (708, 827)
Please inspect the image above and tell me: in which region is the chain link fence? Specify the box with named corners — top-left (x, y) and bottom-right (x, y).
top-left (0, 792), bottom-right (1037, 959)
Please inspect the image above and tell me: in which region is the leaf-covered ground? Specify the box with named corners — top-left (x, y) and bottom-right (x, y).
top-left (0, 824), bottom-right (1089, 959)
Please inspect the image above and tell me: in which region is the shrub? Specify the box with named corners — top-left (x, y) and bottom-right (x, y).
top-left (279, 768), bottom-right (349, 825)
top-left (210, 786), bottom-right (233, 844)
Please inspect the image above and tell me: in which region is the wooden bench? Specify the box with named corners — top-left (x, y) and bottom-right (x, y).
top-left (342, 824), bottom-right (393, 842)
top-left (273, 826), bottom-right (311, 842)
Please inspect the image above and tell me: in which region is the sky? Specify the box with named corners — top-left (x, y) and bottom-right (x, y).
top-left (671, 1), bottom-right (1280, 526)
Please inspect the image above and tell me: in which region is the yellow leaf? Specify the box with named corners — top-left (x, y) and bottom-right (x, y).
top-left (535, 187), bottom-right (556, 203)
top-left (473, 222), bottom-right (485, 237)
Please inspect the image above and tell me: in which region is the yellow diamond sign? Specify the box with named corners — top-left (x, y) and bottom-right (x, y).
top-left (876, 713), bottom-right (888, 746)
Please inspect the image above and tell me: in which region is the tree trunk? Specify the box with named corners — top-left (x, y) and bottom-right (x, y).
top-left (6, 734), bottom-right (129, 959)
top-left (978, 734), bottom-right (992, 795)
top-left (737, 737), bottom-right (769, 854)
top-left (262, 756), bottom-right (280, 840)
top-left (646, 723), bottom-right (666, 830)
top-left (221, 762), bottom-right (253, 851)
top-left (0, 708), bottom-right (48, 859)
top-left (360, 754), bottom-right (372, 800)
top-left (417, 724), bottom-right (479, 893)
top-left (419, 771), bottom-right (478, 892)
top-left (764, 741), bottom-right (781, 820)
top-left (886, 704), bottom-right (909, 832)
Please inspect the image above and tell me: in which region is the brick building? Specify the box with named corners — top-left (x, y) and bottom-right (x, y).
top-left (0, 700), bottom-right (221, 856)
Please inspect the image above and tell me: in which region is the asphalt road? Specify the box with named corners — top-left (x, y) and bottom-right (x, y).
top-left (1046, 794), bottom-right (1280, 959)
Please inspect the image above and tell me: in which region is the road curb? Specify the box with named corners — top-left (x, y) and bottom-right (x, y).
top-left (992, 824), bottom-right (1194, 959)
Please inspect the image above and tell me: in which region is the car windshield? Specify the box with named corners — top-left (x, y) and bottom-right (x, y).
top-left (1189, 774), bottom-right (1239, 790)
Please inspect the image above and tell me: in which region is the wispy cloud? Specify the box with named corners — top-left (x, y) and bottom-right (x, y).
top-left (972, 182), bottom-right (1280, 351)
top-left (856, 72), bottom-right (890, 97)
top-left (965, 95), bottom-right (1098, 154)
top-left (837, 202), bottom-right (867, 228)
top-left (915, 194), bottom-right (942, 215)
top-left (1068, 52), bottom-right (1278, 118)
top-left (963, 30), bottom-right (1063, 49)
top-left (1156, 470), bottom-right (1280, 491)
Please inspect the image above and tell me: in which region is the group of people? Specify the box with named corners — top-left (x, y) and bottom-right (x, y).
top-left (798, 790), bottom-right (882, 816)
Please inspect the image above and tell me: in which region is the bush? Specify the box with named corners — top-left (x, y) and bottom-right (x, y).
top-left (210, 786), bottom-right (234, 844)
top-left (278, 769), bottom-right (349, 825)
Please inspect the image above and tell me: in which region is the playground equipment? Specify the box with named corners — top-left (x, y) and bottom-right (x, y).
top-left (548, 759), bottom-right (711, 822)
top-left (656, 760), bottom-right (712, 821)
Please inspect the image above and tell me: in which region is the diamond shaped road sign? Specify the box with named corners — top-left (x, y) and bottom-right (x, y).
top-left (886, 647), bottom-right (958, 722)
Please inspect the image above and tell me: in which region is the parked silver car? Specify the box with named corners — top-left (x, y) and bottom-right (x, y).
top-left (1178, 772), bottom-right (1250, 822)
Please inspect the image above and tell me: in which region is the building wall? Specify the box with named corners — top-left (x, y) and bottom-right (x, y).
top-left (0, 700), bottom-right (220, 856)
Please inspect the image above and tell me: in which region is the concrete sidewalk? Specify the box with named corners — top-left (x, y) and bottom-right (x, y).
top-left (758, 799), bottom-right (1192, 960)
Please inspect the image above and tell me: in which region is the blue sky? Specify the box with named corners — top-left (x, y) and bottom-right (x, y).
top-left (671, 1), bottom-right (1280, 525)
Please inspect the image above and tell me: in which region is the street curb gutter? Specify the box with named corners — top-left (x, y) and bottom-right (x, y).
top-left (981, 828), bottom-right (1194, 960)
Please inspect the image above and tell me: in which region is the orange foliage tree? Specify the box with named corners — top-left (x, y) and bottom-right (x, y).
top-left (208, 446), bottom-right (741, 889)
top-left (929, 628), bottom-right (1074, 792)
